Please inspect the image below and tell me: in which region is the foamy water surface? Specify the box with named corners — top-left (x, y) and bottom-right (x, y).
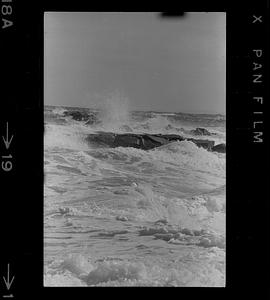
top-left (44, 105), bottom-right (226, 286)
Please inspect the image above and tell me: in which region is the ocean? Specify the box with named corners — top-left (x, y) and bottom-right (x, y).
top-left (44, 104), bottom-right (226, 286)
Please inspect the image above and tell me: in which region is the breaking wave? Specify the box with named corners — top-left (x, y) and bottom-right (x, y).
top-left (85, 140), bottom-right (225, 176)
top-left (47, 104), bottom-right (225, 138)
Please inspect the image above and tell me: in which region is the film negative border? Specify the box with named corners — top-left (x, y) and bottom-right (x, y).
top-left (0, 2), bottom-right (269, 298)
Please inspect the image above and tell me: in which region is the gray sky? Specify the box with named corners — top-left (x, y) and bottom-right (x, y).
top-left (44, 12), bottom-right (225, 114)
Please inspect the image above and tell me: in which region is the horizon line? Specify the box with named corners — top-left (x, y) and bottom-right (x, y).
top-left (44, 104), bottom-right (226, 116)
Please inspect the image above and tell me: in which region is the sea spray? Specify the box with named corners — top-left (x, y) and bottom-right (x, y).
top-left (94, 91), bottom-right (131, 131)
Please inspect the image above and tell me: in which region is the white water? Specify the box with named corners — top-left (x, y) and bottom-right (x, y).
top-left (44, 106), bottom-right (226, 286)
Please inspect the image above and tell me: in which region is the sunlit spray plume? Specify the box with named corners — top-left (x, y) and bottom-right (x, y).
top-left (92, 91), bottom-right (130, 131)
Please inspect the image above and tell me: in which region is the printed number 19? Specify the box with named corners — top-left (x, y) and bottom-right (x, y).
top-left (2, 154), bottom-right (12, 171)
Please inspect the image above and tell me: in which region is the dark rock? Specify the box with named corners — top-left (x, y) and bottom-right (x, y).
top-left (114, 134), bottom-right (143, 149)
top-left (212, 143), bottom-right (226, 153)
top-left (161, 134), bottom-right (184, 142)
top-left (63, 110), bottom-right (89, 121)
top-left (85, 132), bottom-right (215, 151)
top-left (85, 114), bottom-right (100, 125)
top-left (142, 135), bottom-right (171, 149)
top-left (190, 127), bottom-right (213, 136)
top-left (85, 132), bottom-right (116, 147)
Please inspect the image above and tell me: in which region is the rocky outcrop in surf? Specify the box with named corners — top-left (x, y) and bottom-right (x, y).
top-left (85, 132), bottom-right (217, 151)
top-left (212, 143), bottom-right (226, 153)
top-left (190, 127), bottom-right (216, 136)
top-left (63, 110), bottom-right (90, 121)
top-left (63, 110), bottom-right (100, 125)
top-left (85, 114), bottom-right (100, 125)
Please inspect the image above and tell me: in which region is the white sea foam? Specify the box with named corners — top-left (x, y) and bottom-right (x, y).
top-left (89, 140), bottom-right (225, 176)
top-left (44, 106), bottom-right (226, 287)
top-left (44, 124), bottom-right (90, 151)
top-left (44, 251), bottom-right (225, 287)
top-left (154, 140), bottom-right (225, 175)
top-left (52, 107), bottom-right (68, 116)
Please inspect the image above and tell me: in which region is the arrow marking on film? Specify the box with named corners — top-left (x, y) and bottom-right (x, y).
top-left (3, 264), bottom-right (15, 290)
top-left (2, 122), bottom-right (13, 149)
